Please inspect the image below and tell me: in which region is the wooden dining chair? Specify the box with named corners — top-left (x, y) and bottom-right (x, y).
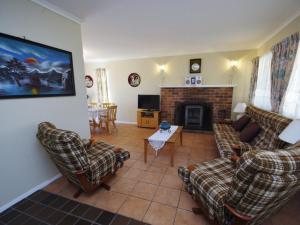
top-left (102, 102), bottom-right (114, 109)
top-left (99, 105), bottom-right (117, 133)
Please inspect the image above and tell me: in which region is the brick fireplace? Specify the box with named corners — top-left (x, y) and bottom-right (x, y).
top-left (160, 86), bottom-right (234, 129)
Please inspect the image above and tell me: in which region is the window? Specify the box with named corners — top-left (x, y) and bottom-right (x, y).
top-left (253, 52), bottom-right (272, 111)
top-left (281, 45), bottom-right (300, 119)
top-left (96, 68), bottom-right (109, 103)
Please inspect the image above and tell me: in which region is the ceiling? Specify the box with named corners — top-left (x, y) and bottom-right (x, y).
top-left (34, 0), bottom-right (300, 62)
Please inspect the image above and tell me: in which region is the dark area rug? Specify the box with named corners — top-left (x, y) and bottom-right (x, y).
top-left (0, 190), bottom-right (150, 225)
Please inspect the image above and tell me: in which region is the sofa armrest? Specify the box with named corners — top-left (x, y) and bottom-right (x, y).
top-left (220, 119), bottom-right (233, 125)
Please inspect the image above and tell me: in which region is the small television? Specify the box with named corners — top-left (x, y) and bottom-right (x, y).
top-left (138, 95), bottom-right (160, 111)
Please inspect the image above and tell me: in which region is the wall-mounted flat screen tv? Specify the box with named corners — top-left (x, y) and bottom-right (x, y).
top-left (138, 94), bottom-right (160, 111)
top-left (0, 32), bottom-right (75, 99)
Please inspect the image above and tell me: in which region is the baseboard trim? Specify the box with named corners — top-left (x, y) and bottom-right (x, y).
top-left (115, 120), bottom-right (137, 125)
top-left (0, 173), bottom-right (62, 213)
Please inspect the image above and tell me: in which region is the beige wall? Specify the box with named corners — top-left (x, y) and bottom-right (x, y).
top-left (85, 50), bottom-right (256, 123)
top-left (0, 0), bottom-right (90, 208)
top-left (258, 15), bottom-right (300, 55)
top-left (85, 14), bottom-right (300, 123)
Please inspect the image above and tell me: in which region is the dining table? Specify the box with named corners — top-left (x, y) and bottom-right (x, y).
top-left (88, 107), bottom-right (107, 126)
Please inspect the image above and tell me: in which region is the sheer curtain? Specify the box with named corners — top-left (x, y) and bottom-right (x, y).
top-left (253, 52), bottom-right (272, 111)
top-left (281, 44), bottom-right (300, 119)
top-left (96, 68), bottom-right (109, 104)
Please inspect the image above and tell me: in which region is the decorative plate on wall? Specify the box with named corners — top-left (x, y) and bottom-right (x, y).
top-left (85, 75), bottom-right (93, 88)
top-left (128, 73), bottom-right (141, 87)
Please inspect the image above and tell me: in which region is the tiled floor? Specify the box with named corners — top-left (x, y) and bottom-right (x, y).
top-left (0, 190), bottom-right (148, 225)
top-left (44, 124), bottom-right (300, 225)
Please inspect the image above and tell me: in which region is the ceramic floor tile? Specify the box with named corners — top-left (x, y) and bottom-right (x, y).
top-left (93, 191), bottom-right (127, 213)
top-left (178, 191), bottom-right (198, 211)
top-left (147, 165), bottom-right (168, 174)
top-left (132, 160), bottom-right (151, 170)
top-left (118, 196), bottom-right (151, 220)
top-left (174, 209), bottom-right (209, 225)
top-left (139, 171), bottom-right (164, 185)
top-left (130, 182), bottom-right (158, 200)
top-left (143, 202), bottom-right (176, 225)
top-left (111, 178), bottom-right (137, 194)
top-left (153, 186), bottom-right (180, 207)
top-left (123, 167), bottom-right (144, 181)
top-left (160, 174), bottom-right (183, 190)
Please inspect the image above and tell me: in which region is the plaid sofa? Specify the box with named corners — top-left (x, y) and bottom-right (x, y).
top-left (178, 147), bottom-right (300, 225)
top-left (37, 122), bottom-right (130, 188)
top-left (213, 105), bottom-right (291, 158)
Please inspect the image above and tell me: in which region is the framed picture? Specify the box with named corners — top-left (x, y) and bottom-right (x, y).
top-left (0, 32), bottom-right (75, 99)
top-left (185, 75), bottom-right (202, 87)
top-left (190, 58), bottom-right (201, 73)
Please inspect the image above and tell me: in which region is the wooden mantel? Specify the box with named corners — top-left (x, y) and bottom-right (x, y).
top-left (160, 84), bottom-right (237, 88)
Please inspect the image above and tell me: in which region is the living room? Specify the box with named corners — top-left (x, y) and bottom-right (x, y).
top-left (1, 0), bottom-right (300, 225)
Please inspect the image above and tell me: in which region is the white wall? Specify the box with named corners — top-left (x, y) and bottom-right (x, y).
top-left (85, 50), bottom-right (256, 122)
top-left (0, 0), bottom-right (90, 208)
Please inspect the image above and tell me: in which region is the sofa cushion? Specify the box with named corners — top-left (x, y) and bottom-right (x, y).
top-left (232, 115), bottom-right (250, 131)
top-left (240, 122), bottom-right (261, 142)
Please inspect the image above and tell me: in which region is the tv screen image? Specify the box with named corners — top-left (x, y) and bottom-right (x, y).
top-left (138, 94), bottom-right (160, 111)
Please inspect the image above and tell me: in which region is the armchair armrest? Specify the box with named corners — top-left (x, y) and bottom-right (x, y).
top-left (231, 152), bottom-right (240, 162)
top-left (82, 138), bottom-right (95, 149)
top-left (225, 204), bottom-right (252, 222)
top-left (232, 144), bottom-right (241, 156)
top-left (187, 164), bottom-right (197, 172)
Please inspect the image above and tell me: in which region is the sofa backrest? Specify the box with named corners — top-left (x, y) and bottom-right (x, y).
top-left (37, 122), bottom-right (90, 175)
top-left (245, 105), bottom-right (292, 150)
top-left (225, 148), bottom-right (300, 225)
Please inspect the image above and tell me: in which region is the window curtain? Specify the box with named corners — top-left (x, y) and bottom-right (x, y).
top-left (96, 68), bottom-right (109, 104)
top-left (253, 52), bottom-right (272, 111)
top-left (281, 43), bottom-right (300, 119)
top-left (248, 57), bottom-right (260, 104)
top-left (270, 32), bottom-right (299, 112)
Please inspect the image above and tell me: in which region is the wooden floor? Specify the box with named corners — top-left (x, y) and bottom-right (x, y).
top-left (44, 124), bottom-right (300, 225)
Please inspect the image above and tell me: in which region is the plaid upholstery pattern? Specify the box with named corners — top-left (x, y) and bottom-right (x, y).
top-left (213, 123), bottom-right (254, 158)
top-left (37, 122), bottom-right (130, 188)
top-left (37, 122), bottom-right (90, 174)
top-left (191, 159), bottom-right (234, 223)
top-left (178, 148), bottom-right (300, 225)
top-left (213, 105), bottom-right (291, 158)
top-left (245, 105), bottom-right (291, 150)
top-left (86, 141), bottom-right (116, 185)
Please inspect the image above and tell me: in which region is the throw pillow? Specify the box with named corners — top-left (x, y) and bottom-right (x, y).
top-left (232, 115), bottom-right (251, 131)
top-left (240, 122), bottom-right (261, 142)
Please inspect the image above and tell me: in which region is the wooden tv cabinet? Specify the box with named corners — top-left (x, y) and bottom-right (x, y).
top-left (137, 110), bottom-right (160, 128)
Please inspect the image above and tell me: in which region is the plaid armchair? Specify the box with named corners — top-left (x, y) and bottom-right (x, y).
top-left (213, 105), bottom-right (291, 158)
top-left (178, 147), bottom-right (300, 225)
top-left (37, 122), bottom-right (130, 197)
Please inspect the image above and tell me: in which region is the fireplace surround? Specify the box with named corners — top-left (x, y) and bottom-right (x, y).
top-left (160, 85), bottom-right (234, 130)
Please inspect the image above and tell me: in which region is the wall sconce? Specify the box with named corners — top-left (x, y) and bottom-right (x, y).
top-left (159, 64), bottom-right (166, 72)
top-left (229, 60), bottom-right (239, 69)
